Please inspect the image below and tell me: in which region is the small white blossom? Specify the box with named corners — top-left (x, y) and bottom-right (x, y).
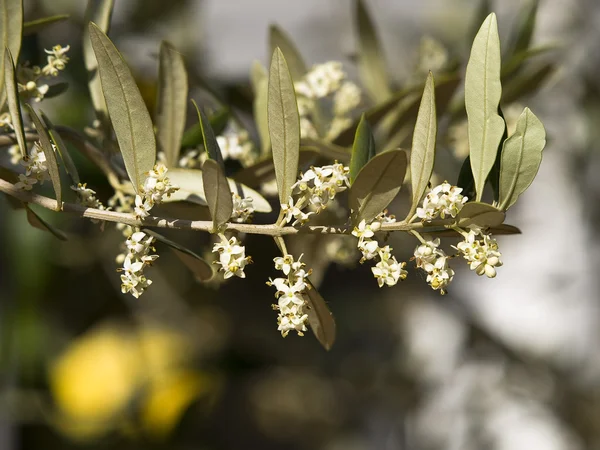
top-left (42, 45), bottom-right (70, 77)
top-left (416, 182), bottom-right (468, 221)
top-left (333, 81), bottom-right (362, 116)
top-left (231, 193), bottom-right (254, 223)
top-left (455, 228), bottom-right (503, 278)
top-left (297, 61), bottom-right (346, 99)
top-left (300, 117), bottom-right (319, 139)
top-left (118, 230), bottom-right (157, 298)
top-left (0, 112), bottom-right (13, 130)
top-left (14, 173), bottom-right (37, 190)
top-left (212, 235), bottom-right (252, 279)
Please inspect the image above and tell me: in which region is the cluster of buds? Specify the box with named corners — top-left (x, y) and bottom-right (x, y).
top-left (416, 181), bottom-right (468, 221)
top-left (231, 193), bottom-right (254, 223)
top-left (133, 163), bottom-right (178, 219)
top-left (212, 235), bottom-right (252, 279)
top-left (119, 231), bottom-right (158, 298)
top-left (267, 254), bottom-right (311, 337)
top-left (352, 214), bottom-right (408, 288)
top-left (71, 183), bottom-right (109, 224)
top-left (413, 238), bottom-right (455, 294)
top-left (455, 227), bottom-right (503, 278)
top-left (17, 45), bottom-right (70, 102)
top-left (281, 163), bottom-right (350, 226)
top-left (14, 142), bottom-right (50, 190)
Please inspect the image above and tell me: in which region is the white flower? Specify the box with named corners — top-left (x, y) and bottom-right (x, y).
top-left (333, 81), bottom-right (361, 116)
top-left (134, 195), bottom-right (152, 219)
top-left (300, 117), bottom-right (319, 139)
top-left (301, 61), bottom-right (346, 98)
top-left (455, 228), bottom-right (502, 278)
top-left (118, 230), bottom-right (158, 298)
top-left (372, 257), bottom-right (407, 288)
top-left (216, 133), bottom-right (253, 163)
top-left (413, 238), bottom-right (441, 269)
top-left (212, 236), bottom-right (252, 279)
top-left (42, 45), bottom-right (70, 76)
top-left (425, 255), bottom-right (454, 294)
top-left (352, 219), bottom-right (381, 241)
top-left (416, 182), bottom-right (467, 221)
top-left (0, 112), bottom-right (13, 130)
top-left (231, 193), bottom-right (254, 223)
top-left (15, 173), bottom-right (37, 190)
top-left (71, 183), bottom-right (107, 212)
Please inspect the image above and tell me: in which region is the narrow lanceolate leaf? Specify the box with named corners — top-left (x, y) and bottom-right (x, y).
top-left (268, 25), bottom-right (307, 82)
top-left (349, 149), bottom-right (408, 225)
top-left (456, 201), bottom-right (505, 228)
top-left (89, 22), bottom-right (156, 193)
top-left (156, 41), bottom-right (188, 167)
top-left (143, 229), bottom-right (213, 281)
top-left (465, 13), bottom-right (506, 202)
top-left (305, 279), bottom-right (336, 351)
top-left (41, 112), bottom-right (81, 186)
top-left (191, 99), bottom-right (224, 168)
top-left (499, 108), bottom-right (545, 210)
top-left (408, 72), bottom-right (437, 219)
top-left (181, 107), bottom-right (229, 149)
top-left (26, 206), bottom-right (68, 241)
top-left (0, 0), bottom-right (22, 109)
top-left (23, 14), bottom-right (69, 35)
top-left (267, 48), bottom-right (300, 206)
top-left (202, 159), bottom-right (232, 232)
top-left (349, 114), bottom-right (376, 184)
top-left (4, 48), bottom-right (26, 157)
top-left (26, 105), bottom-right (62, 208)
top-left (356, 0), bottom-right (391, 103)
top-left (83, 0), bottom-right (114, 130)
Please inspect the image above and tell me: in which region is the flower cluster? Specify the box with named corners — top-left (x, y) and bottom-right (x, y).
top-left (133, 163), bottom-right (178, 219)
top-left (416, 182), bottom-right (468, 221)
top-left (267, 254), bottom-right (311, 337)
top-left (178, 130), bottom-right (255, 169)
top-left (281, 163), bottom-right (349, 226)
top-left (231, 193), bottom-right (254, 223)
top-left (455, 227), bottom-right (503, 278)
top-left (17, 45), bottom-right (70, 102)
top-left (14, 142), bottom-right (50, 190)
top-left (212, 235), bottom-right (252, 279)
top-left (119, 231), bottom-right (158, 298)
top-left (352, 215), bottom-right (408, 287)
top-left (413, 237), bottom-right (455, 294)
top-left (71, 183), bottom-right (109, 224)
top-left (108, 192), bottom-right (135, 239)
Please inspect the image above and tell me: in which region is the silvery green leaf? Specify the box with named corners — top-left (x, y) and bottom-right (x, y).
top-left (40, 112), bottom-right (81, 186)
top-left (89, 22), bottom-right (156, 193)
top-left (202, 158), bottom-right (232, 232)
top-left (268, 48), bottom-right (300, 206)
top-left (156, 41), bottom-right (188, 168)
top-left (0, 0), bottom-right (22, 109)
top-left (269, 25), bottom-right (307, 82)
top-left (408, 72), bottom-right (437, 219)
top-left (252, 61), bottom-right (271, 156)
top-left (23, 14), bottom-right (69, 35)
top-left (499, 108), bottom-right (545, 210)
top-left (25, 105), bottom-right (62, 208)
top-left (191, 99), bottom-right (224, 169)
top-left (349, 148), bottom-right (408, 225)
top-left (143, 229), bottom-right (213, 281)
top-left (349, 114), bottom-right (376, 184)
top-left (356, 0), bottom-right (391, 103)
top-left (26, 206), bottom-right (67, 241)
top-left (305, 279), bottom-right (336, 351)
top-left (456, 201), bottom-right (504, 228)
top-left (465, 13), bottom-right (506, 202)
top-left (4, 48), bottom-right (26, 157)
top-left (180, 107), bottom-right (229, 149)
top-left (83, 0), bottom-right (114, 131)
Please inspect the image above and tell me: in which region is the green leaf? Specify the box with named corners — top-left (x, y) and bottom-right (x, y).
top-left (465, 13), bottom-right (506, 202)
top-left (251, 61), bottom-right (271, 156)
top-left (44, 82), bottom-right (69, 99)
top-left (40, 112), bottom-right (81, 186)
top-left (456, 201), bottom-right (505, 228)
top-left (143, 229), bottom-right (213, 281)
top-left (180, 107), bottom-right (229, 149)
top-left (267, 48), bottom-right (300, 206)
top-left (349, 149), bottom-right (408, 224)
top-left (25, 206), bottom-right (68, 241)
top-left (456, 155), bottom-right (476, 201)
top-left (355, 0), bottom-right (391, 103)
top-left (25, 105), bottom-right (62, 208)
top-left (502, 62), bottom-right (554, 104)
top-left (156, 41), bottom-right (188, 167)
top-left (191, 99), bottom-right (224, 168)
top-left (349, 114), bottom-right (375, 184)
top-left (202, 159), bottom-right (232, 232)
top-left (305, 279), bottom-right (336, 351)
top-left (4, 48), bottom-right (26, 158)
top-left (408, 72), bottom-right (437, 219)
top-left (89, 22), bottom-right (156, 193)
top-left (498, 107), bottom-right (545, 210)
top-left (268, 25), bottom-right (307, 82)
top-left (83, 0), bottom-right (115, 131)
top-left (0, 0), bottom-right (22, 109)
top-left (510, 0), bottom-right (538, 57)
top-left (421, 222), bottom-right (520, 237)
top-left (23, 14), bottom-right (69, 35)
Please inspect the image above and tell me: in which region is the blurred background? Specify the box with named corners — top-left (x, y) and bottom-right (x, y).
top-left (1, 0), bottom-right (599, 449)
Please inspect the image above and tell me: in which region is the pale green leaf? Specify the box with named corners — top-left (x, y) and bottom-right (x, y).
top-left (26, 205), bottom-right (68, 241)
top-left (26, 105), bottom-right (62, 208)
top-left (498, 108), bottom-right (545, 210)
top-left (408, 72), bottom-right (437, 219)
top-left (305, 279), bottom-right (336, 351)
top-left (456, 201), bottom-right (505, 228)
top-left (156, 41), bottom-right (188, 167)
top-left (4, 48), bottom-right (26, 158)
top-left (268, 48), bottom-right (300, 205)
top-left (41, 112), bottom-right (81, 186)
top-left (191, 99), bottom-right (224, 168)
top-left (356, 0), bottom-right (391, 103)
top-left (349, 149), bottom-right (408, 224)
top-left (0, 0), bottom-right (22, 109)
top-left (202, 158), bottom-right (232, 231)
top-left (349, 114), bottom-right (375, 184)
top-left (89, 22), bottom-right (156, 193)
top-left (269, 25), bottom-right (307, 82)
top-left (466, 13), bottom-right (506, 202)
top-left (23, 14), bottom-right (69, 35)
